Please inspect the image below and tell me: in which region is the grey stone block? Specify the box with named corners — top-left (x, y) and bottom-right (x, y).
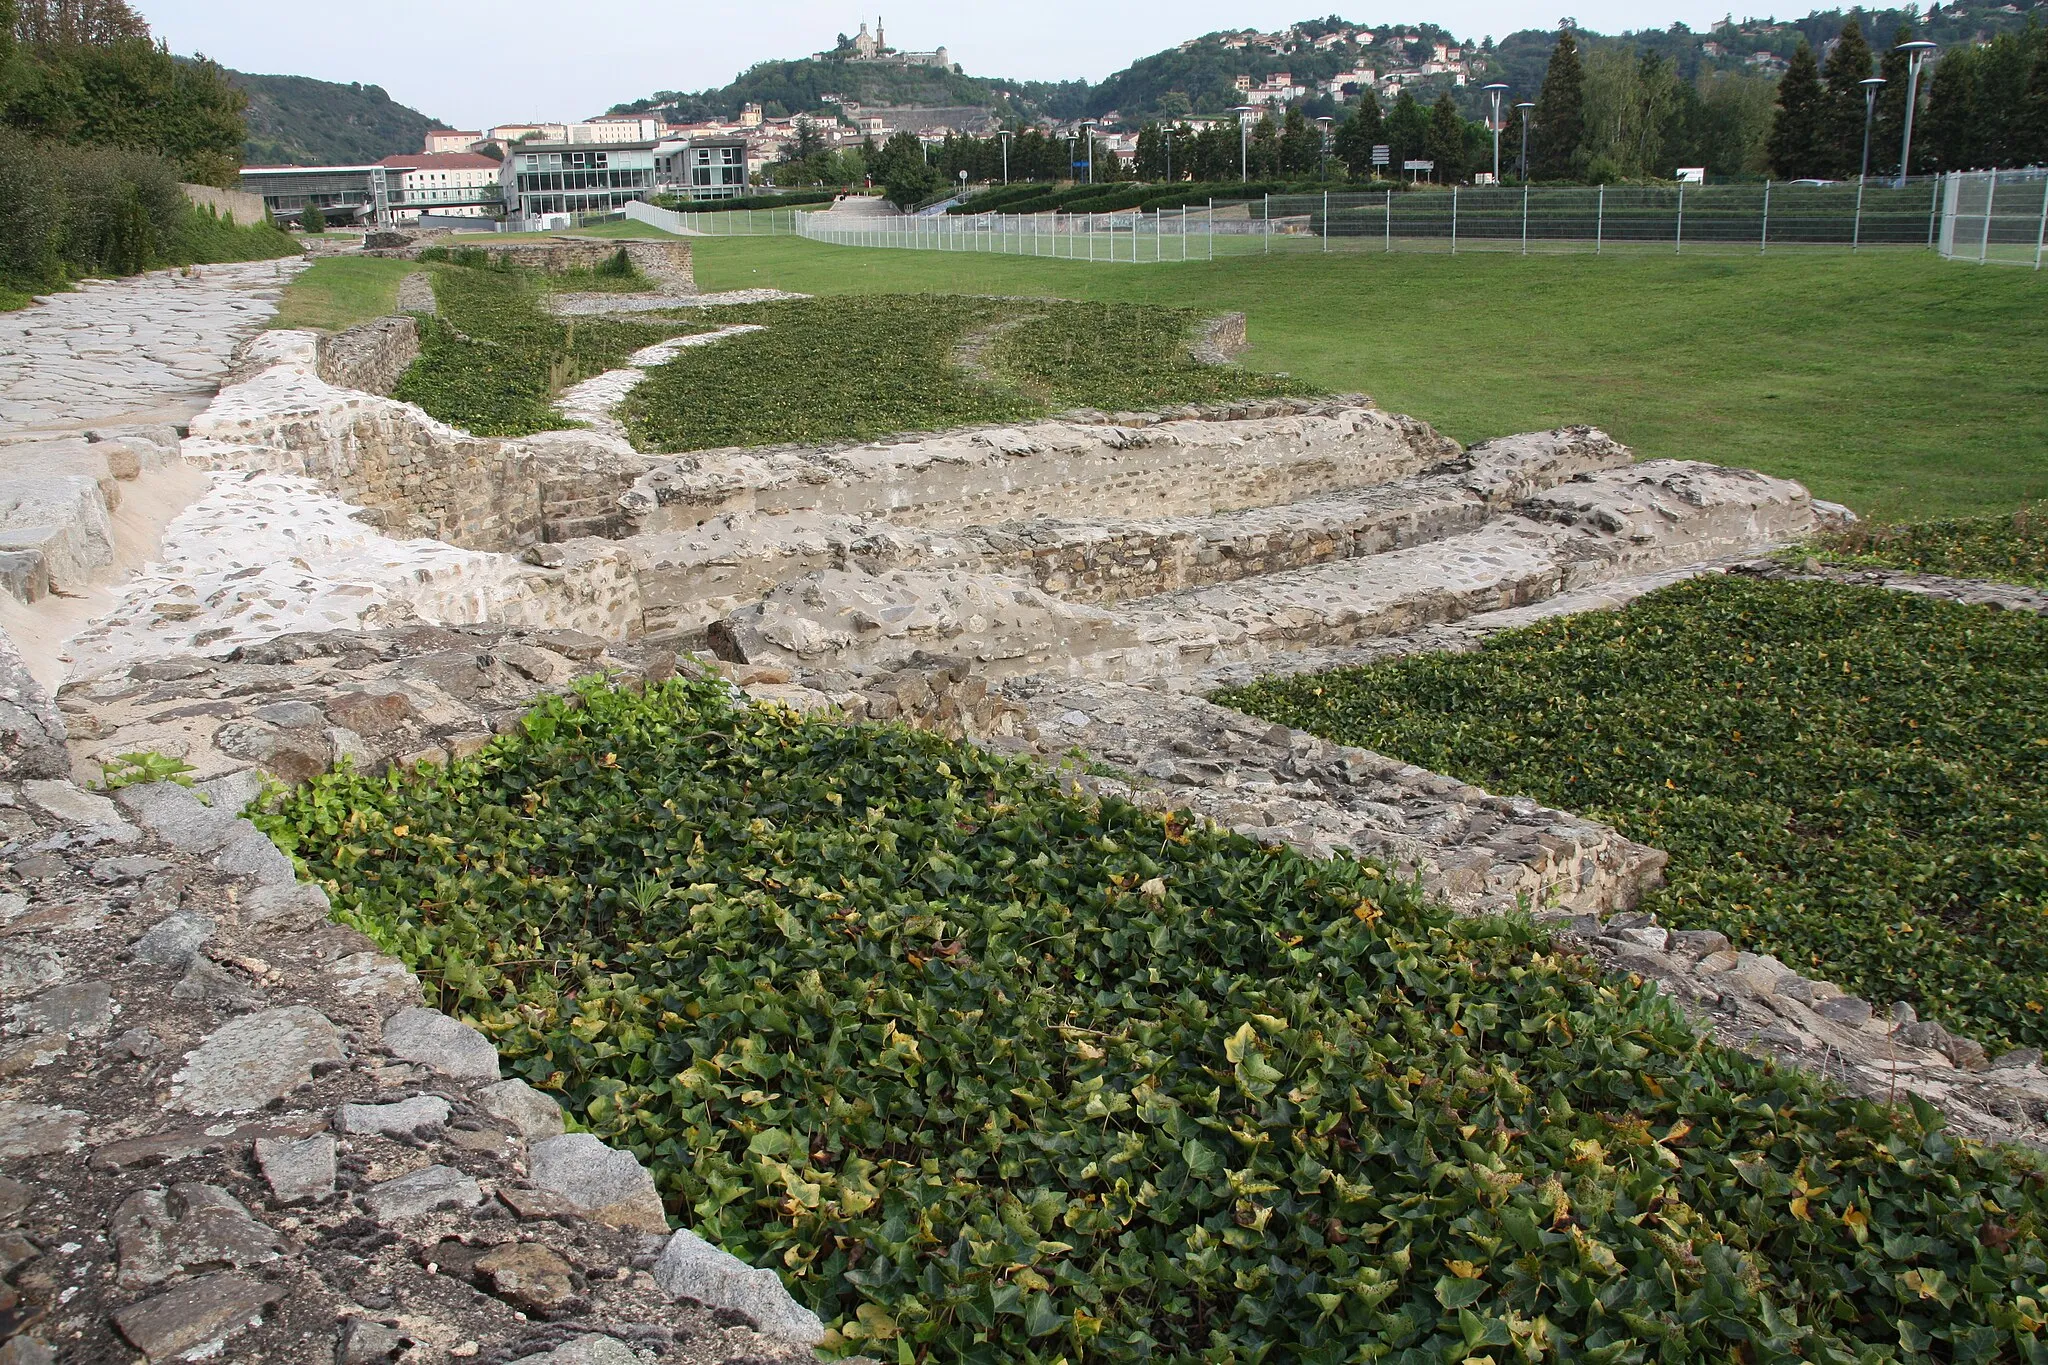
top-left (477, 1078), bottom-right (564, 1141)
top-left (10, 979), bottom-right (114, 1037)
top-left (526, 1337), bottom-right (639, 1365)
top-left (211, 824), bottom-right (297, 884)
top-left (255, 1132), bottom-right (336, 1204)
top-left (653, 1228), bottom-right (825, 1345)
top-left (529, 1133), bottom-right (668, 1233)
top-left (131, 910), bottom-right (216, 967)
top-left (111, 1270), bottom-right (282, 1359)
top-left (1815, 995), bottom-right (1873, 1027)
top-left (172, 1005), bottom-right (344, 1114)
top-left (21, 778), bottom-right (138, 842)
top-left (115, 781), bottom-right (237, 854)
top-left (381, 1006), bottom-right (498, 1079)
top-left (335, 1095), bottom-right (451, 1137)
top-left (360, 1164), bottom-right (481, 1222)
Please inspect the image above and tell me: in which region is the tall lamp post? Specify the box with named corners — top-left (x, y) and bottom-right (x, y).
top-left (1164, 126), bottom-right (1173, 183)
top-left (1857, 76), bottom-right (1885, 182)
top-left (1481, 83), bottom-right (1509, 184)
top-left (997, 128), bottom-right (1011, 185)
top-left (1314, 115), bottom-right (1335, 180)
top-left (1079, 119), bottom-right (1097, 185)
top-left (1065, 135), bottom-right (1075, 185)
top-left (1896, 40), bottom-right (1938, 184)
top-left (1232, 105), bottom-right (1259, 183)
top-left (1515, 101), bottom-right (1534, 181)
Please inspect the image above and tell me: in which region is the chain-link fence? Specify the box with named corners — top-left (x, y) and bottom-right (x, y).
top-left (1938, 170), bottom-right (2048, 266)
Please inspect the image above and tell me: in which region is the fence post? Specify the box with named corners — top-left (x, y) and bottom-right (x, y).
top-left (1852, 175), bottom-right (1866, 251)
top-left (1323, 189), bottom-right (1329, 252)
top-left (1596, 184), bottom-right (1604, 254)
top-left (1522, 183), bottom-right (1529, 255)
top-left (1675, 182), bottom-right (1684, 254)
top-left (2035, 176), bottom-right (2047, 269)
top-left (1265, 193), bottom-right (1272, 255)
top-left (1450, 185), bottom-right (1458, 255)
top-left (1927, 175), bottom-right (1941, 249)
top-left (1979, 172), bottom-right (1996, 263)
top-left (1386, 189), bottom-right (1393, 252)
top-left (1760, 180), bottom-right (1770, 253)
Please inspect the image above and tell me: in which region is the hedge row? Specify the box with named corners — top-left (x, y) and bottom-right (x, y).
top-left (0, 126), bottom-right (298, 298)
top-left (259, 674), bottom-right (2048, 1362)
top-left (1216, 574), bottom-right (2048, 1051)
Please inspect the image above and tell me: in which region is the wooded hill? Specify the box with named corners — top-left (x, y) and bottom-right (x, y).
top-left (223, 67), bottom-right (442, 166)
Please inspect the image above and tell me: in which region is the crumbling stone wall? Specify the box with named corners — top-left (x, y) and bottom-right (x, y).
top-left (429, 238), bottom-right (695, 292)
top-left (313, 315), bottom-right (419, 397)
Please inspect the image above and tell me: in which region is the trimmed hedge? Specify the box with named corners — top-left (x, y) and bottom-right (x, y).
top-left (1216, 574), bottom-right (2048, 1052)
top-left (259, 674), bottom-right (2048, 1363)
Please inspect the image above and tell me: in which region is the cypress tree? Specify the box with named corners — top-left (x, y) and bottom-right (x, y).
top-left (1333, 90), bottom-right (1385, 178)
top-left (300, 199), bottom-right (325, 233)
top-left (1919, 47), bottom-right (1978, 171)
top-left (1530, 26), bottom-right (1586, 179)
top-left (1385, 89), bottom-right (1429, 171)
top-left (1279, 106), bottom-right (1321, 176)
top-left (1766, 43), bottom-right (1826, 178)
top-left (2026, 40), bottom-right (2048, 168)
top-left (1426, 90), bottom-right (1468, 181)
top-left (1821, 19), bottom-right (1875, 175)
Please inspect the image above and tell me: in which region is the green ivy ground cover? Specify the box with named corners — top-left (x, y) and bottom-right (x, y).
top-left (392, 263), bottom-right (704, 436)
top-left (1808, 508), bottom-right (2048, 589)
top-left (1214, 574), bottom-right (2048, 1054)
top-left (259, 675), bottom-right (2048, 1363)
top-left (619, 294), bottom-right (1309, 453)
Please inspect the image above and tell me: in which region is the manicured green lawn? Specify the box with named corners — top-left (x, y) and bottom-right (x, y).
top-left (691, 237), bottom-right (2048, 521)
top-left (268, 257), bottom-right (416, 331)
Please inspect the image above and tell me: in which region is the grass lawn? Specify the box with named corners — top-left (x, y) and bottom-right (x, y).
top-left (268, 257), bottom-right (416, 331)
top-left (690, 237), bottom-right (2048, 521)
top-left (1215, 574), bottom-right (2048, 1052)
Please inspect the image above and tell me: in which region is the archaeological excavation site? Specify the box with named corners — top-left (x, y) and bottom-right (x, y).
top-left (3, 240), bottom-right (2046, 1365)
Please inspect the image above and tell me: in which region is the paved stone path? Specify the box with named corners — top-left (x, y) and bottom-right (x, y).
top-left (0, 260), bottom-right (303, 435)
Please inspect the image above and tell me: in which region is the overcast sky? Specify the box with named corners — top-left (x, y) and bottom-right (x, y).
top-left (133, 0), bottom-right (1739, 129)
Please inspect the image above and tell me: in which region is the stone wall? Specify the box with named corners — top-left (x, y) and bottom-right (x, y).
top-left (435, 237), bottom-right (695, 292)
top-left (193, 332), bottom-right (656, 553)
top-left (313, 315), bottom-right (420, 397)
top-left (180, 182), bottom-right (269, 225)
top-left (625, 400), bottom-right (1462, 533)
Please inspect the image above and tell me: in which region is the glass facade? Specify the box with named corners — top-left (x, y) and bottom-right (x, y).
top-left (509, 144), bottom-right (655, 217)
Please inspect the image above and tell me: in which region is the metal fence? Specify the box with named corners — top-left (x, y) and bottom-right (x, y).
top-left (788, 175), bottom-right (2048, 266)
top-left (1938, 169), bottom-right (2048, 266)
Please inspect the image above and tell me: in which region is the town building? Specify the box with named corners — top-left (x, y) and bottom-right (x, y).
top-left (424, 130), bottom-right (483, 154)
top-left (569, 116), bottom-right (663, 144)
top-left (379, 153), bottom-right (502, 220)
top-left (501, 140), bottom-right (657, 221)
top-left (815, 18), bottom-right (950, 68)
top-left (238, 164), bottom-right (394, 226)
top-left (487, 123), bottom-right (568, 146)
top-left (655, 136), bottom-right (751, 201)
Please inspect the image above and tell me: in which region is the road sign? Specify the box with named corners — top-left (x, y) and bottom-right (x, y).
top-left (1402, 159), bottom-right (1434, 171)
top-left (1371, 145), bottom-right (1390, 165)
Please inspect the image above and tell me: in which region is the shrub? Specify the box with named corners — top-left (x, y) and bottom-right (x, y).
top-left (301, 200), bottom-right (325, 233)
top-left (1216, 575), bottom-right (2048, 1050)
top-left (260, 674), bottom-right (2048, 1362)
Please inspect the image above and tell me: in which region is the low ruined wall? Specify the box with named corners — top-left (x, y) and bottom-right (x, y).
top-left (314, 315), bottom-right (419, 397)
top-left (627, 401), bottom-right (1462, 533)
top-left (182, 182), bottom-right (269, 224)
top-left (449, 237), bottom-right (695, 291)
top-left (196, 333), bottom-right (654, 552)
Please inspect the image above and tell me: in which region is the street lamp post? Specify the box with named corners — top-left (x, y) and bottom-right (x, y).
top-left (1079, 119), bottom-right (1097, 185)
top-left (1232, 105), bottom-right (1259, 184)
top-left (1065, 135), bottom-right (1075, 185)
top-left (1482, 83), bottom-right (1509, 184)
top-left (1164, 126), bottom-right (1172, 183)
top-left (1857, 76), bottom-right (1885, 182)
top-left (1314, 115), bottom-right (1335, 180)
top-left (998, 128), bottom-right (1011, 185)
top-left (1896, 40), bottom-right (1938, 184)
top-left (1515, 101), bottom-right (1534, 181)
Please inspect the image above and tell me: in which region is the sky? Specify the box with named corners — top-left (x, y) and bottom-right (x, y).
top-left (134, 0), bottom-right (1742, 129)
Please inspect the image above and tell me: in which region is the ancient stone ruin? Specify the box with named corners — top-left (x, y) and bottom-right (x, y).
top-left (2, 256), bottom-right (2044, 1363)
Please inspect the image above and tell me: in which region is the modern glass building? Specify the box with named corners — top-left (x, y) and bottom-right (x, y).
top-left (655, 137), bottom-right (751, 201)
top-left (239, 165), bottom-right (394, 226)
top-left (502, 141), bottom-right (657, 218)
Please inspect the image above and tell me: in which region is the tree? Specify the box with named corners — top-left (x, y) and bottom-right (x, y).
top-left (793, 116), bottom-right (825, 161)
top-left (1821, 19), bottom-right (1874, 176)
top-left (1919, 45), bottom-right (1976, 171)
top-left (300, 198), bottom-right (324, 233)
top-left (1870, 26), bottom-right (1915, 177)
top-left (1766, 43), bottom-right (1826, 178)
top-left (1248, 113), bottom-right (1280, 179)
top-left (1531, 26), bottom-right (1587, 179)
top-left (1425, 91), bottom-right (1468, 180)
top-left (873, 129), bottom-right (936, 208)
top-left (1278, 106), bottom-right (1320, 176)
top-left (2026, 40), bottom-right (2048, 170)
top-left (1134, 121), bottom-right (1166, 180)
top-left (1384, 89), bottom-right (1429, 172)
top-left (1333, 90), bottom-right (1384, 178)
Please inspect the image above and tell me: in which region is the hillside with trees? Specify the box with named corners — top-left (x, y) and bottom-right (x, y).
top-left (614, 57), bottom-right (1087, 125)
top-left (226, 68), bottom-right (443, 166)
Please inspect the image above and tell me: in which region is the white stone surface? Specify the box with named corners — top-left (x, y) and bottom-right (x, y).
top-left (555, 326), bottom-right (762, 440)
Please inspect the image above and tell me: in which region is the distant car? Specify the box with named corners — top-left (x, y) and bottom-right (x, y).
top-left (1788, 178), bottom-right (1837, 186)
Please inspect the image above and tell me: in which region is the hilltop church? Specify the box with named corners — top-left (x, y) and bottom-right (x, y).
top-left (821, 18), bottom-right (950, 69)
